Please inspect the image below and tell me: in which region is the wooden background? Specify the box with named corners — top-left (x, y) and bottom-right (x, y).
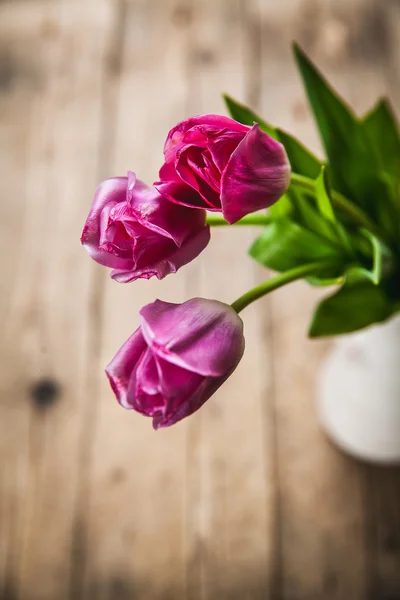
top-left (1, 0), bottom-right (400, 598)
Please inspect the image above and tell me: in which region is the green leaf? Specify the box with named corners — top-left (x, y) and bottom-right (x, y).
top-left (267, 168), bottom-right (356, 286)
top-left (249, 218), bottom-right (346, 274)
top-left (289, 188), bottom-right (342, 245)
top-left (268, 184), bottom-right (351, 286)
top-left (275, 128), bottom-right (321, 178)
top-left (347, 231), bottom-right (385, 285)
top-left (309, 279), bottom-right (393, 337)
top-left (268, 192), bottom-right (294, 219)
top-left (223, 94), bottom-right (277, 138)
top-left (314, 167), bottom-right (353, 253)
top-left (363, 231), bottom-right (383, 284)
top-left (279, 167), bottom-right (353, 253)
top-left (292, 44), bottom-right (388, 222)
top-left (315, 166), bottom-right (335, 222)
top-left (362, 99), bottom-right (400, 231)
top-left (362, 98), bottom-right (400, 181)
top-left (224, 94), bottom-right (322, 178)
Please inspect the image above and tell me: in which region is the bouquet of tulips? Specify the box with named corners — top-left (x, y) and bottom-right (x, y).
top-left (81, 45), bottom-right (400, 429)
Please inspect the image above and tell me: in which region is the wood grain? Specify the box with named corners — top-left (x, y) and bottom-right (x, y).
top-left (0, 1), bottom-right (115, 599)
top-left (183, 2), bottom-right (276, 599)
top-left (84, 2), bottom-right (193, 598)
top-left (256, 1), bottom-right (400, 599)
top-left (0, 0), bottom-right (399, 599)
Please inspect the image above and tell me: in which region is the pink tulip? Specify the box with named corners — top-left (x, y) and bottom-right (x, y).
top-left (105, 298), bottom-right (245, 428)
top-left (155, 114), bottom-right (290, 224)
top-left (81, 172), bottom-right (210, 282)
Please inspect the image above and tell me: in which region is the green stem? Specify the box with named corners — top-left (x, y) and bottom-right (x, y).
top-left (206, 214), bottom-right (271, 227)
top-left (290, 173), bottom-right (381, 237)
top-left (231, 260), bottom-right (335, 314)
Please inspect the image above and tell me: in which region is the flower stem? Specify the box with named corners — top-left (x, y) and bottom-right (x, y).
top-left (290, 173), bottom-right (381, 237)
top-left (231, 260), bottom-right (336, 314)
top-left (206, 214), bottom-right (271, 227)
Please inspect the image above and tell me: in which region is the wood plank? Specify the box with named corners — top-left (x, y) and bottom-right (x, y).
top-left (1, 0), bottom-right (399, 599)
top-left (0, 3), bottom-right (43, 595)
top-left (254, 0), bottom-right (400, 598)
top-left (363, 3), bottom-right (400, 598)
top-left (84, 1), bottom-right (276, 598)
top-left (364, 468), bottom-right (400, 600)
top-left (184, 1), bottom-right (276, 598)
top-left (0, 1), bottom-right (115, 599)
top-left (83, 2), bottom-right (194, 598)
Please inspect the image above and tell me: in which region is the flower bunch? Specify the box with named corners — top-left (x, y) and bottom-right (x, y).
top-left (81, 112), bottom-right (289, 429)
top-left (81, 44), bottom-right (400, 428)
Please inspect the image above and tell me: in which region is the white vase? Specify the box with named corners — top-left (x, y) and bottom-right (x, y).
top-left (317, 316), bottom-right (400, 464)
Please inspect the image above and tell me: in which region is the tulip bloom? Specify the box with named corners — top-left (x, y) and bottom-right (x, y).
top-left (155, 114), bottom-right (290, 224)
top-left (106, 298), bottom-right (245, 428)
top-left (81, 172), bottom-right (210, 282)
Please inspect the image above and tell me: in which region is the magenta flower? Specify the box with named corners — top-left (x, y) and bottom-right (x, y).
top-left (81, 172), bottom-right (210, 282)
top-left (105, 298), bottom-right (245, 428)
top-left (155, 114), bottom-right (290, 224)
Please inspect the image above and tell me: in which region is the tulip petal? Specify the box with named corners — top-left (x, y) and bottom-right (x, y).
top-left (111, 225), bottom-right (210, 283)
top-left (139, 298), bottom-right (245, 377)
top-left (136, 348), bottom-right (161, 395)
top-left (154, 180), bottom-right (215, 210)
top-left (175, 146), bottom-right (221, 208)
top-left (105, 328), bottom-right (147, 409)
top-left (163, 114), bottom-right (248, 162)
top-left (127, 172), bottom-right (207, 246)
top-left (207, 130), bottom-right (245, 172)
top-left (156, 356), bottom-right (203, 401)
top-left (81, 177), bottom-right (133, 269)
top-left (134, 349), bottom-right (166, 416)
top-left (82, 177), bottom-right (128, 233)
top-left (148, 356), bottom-right (203, 428)
top-left (158, 161), bottom-right (181, 183)
top-left (221, 124), bottom-right (291, 224)
top-left (153, 373), bottom-right (227, 429)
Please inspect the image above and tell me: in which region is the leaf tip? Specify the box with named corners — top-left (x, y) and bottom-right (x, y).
top-left (222, 93), bottom-right (232, 107)
top-left (292, 42), bottom-right (310, 71)
top-left (291, 41), bottom-right (302, 56)
top-left (307, 320), bottom-right (321, 338)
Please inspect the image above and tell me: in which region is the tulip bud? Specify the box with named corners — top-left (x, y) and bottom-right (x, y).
top-left (106, 298), bottom-right (245, 428)
top-left (155, 114), bottom-right (291, 224)
top-left (81, 171), bottom-right (210, 282)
